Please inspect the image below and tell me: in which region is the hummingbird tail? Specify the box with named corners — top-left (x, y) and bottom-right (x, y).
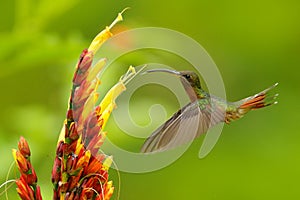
top-left (237, 83), bottom-right (278, 114)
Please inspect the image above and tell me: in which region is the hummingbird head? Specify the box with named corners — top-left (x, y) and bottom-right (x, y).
top-left (178, 71), bottom-right (201, 89)
top-left (144, 69), bottom-right (201, 89)
top-left (144, 69), bottom-right (202, 101)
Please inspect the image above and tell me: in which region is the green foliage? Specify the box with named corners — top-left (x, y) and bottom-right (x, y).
top-left (1, 0), bottom-right (299, 199)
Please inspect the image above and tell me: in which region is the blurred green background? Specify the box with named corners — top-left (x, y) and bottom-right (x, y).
top-left (1, 0), bottom-right (299, 199)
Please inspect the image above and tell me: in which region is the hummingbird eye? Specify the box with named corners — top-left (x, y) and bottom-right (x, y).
top-left (184, 74), bottom-right (191, 79)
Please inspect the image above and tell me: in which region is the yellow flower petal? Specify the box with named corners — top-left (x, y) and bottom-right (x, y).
top-left (76, 150), bottom-right (91, 168)
top-left (57, 123), bottom-right (66, 145)
top-left (88, 9), bottom-right (127, 54)
top-left (75, 136), bottom-right (84, 155)
top-left (12, 149), bottom-right (17, 161)
top-left (86, 58), bottom-right (107, 82)
top-left (100, 102), bottom-right (115, 129)
top-left (99, 82), bottom-right (126, 115)
top-left (102, 156), bottom-right (113, 171)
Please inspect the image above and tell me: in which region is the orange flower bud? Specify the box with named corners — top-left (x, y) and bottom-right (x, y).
top-left (13, 149), bottom-right (29, 173)
top-left (83, 157), bottom-right (103, 175)
top-left (68, 122), bottom-right (79, 141)
top-left (72, 50), bottom-right (93, 86)
top-left (77, 51), bottom-right (93, 73)
top-left (76, 151), bottom-right (91, 169)
top-left (66, 109), bottom-right (73, 121)
top-left (104, 181), bottom-right (114, 200)
top-left (51, 157), bottom-right (61, 185)
top-left (66, 155), bottom-right (76, 173)
top-left (56, 141), bottom-right (64, 157)
top-left (16, 175), bottom-right (35, 200)
top-left (15, 178), bottom-right (30, 200)
top-left (18, 136), bottom-right (31, 158)
top-left (23, 168), bottom-right (37, 185)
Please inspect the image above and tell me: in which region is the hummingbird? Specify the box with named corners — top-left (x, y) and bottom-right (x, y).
top-left (141, 69), bottom-right (278, 153)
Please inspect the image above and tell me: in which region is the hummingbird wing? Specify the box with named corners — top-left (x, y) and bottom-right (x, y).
top-left (140, 98), bottom-right (226, 153)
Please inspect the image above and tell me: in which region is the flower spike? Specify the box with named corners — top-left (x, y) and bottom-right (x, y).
top-left (11, 9), bottom-right (134, 200)
top-left (13, 137), bottom-right (42, 200)
top-left (51, 10), bottom-right (138, 200)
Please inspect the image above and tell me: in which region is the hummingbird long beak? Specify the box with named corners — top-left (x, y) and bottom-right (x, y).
top-left (143, 68), bottom-right (181, 76)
